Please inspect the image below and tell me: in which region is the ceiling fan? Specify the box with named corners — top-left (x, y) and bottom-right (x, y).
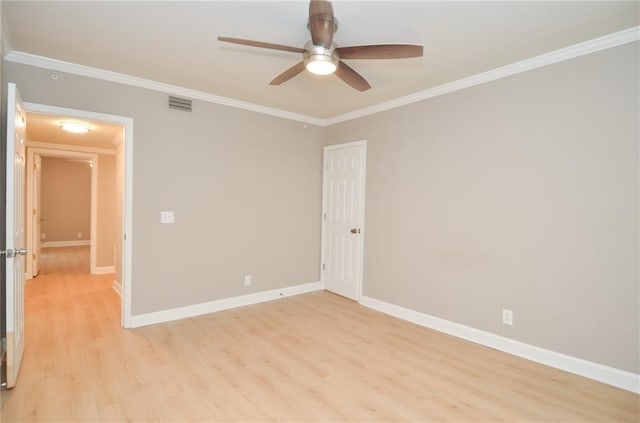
top-left (218, 0), bottom-right (423, 92)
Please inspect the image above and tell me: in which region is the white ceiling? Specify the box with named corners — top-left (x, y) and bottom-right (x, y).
top-left (26, 113), bottom-right (122, 150)
top-left (4, 1), bottom-right (639, 119)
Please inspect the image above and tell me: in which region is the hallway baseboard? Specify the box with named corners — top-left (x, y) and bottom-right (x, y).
top-left (95, 266), bottom-right (115, 275)
top-left (41, 240), bottom-right (90, 248)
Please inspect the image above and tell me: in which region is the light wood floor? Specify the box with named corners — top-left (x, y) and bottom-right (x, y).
top-left (1, 247), bottom-right (638, 422)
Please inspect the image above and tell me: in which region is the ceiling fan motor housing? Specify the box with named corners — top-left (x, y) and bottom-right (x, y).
top-left (307, 14), bottom-right (339, 47)
top-left (303, 41), bottom-right (339, 75)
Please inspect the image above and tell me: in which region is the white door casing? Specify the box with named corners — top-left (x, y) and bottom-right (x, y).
top-left (5, 83), bottom-right (27, 388)
top-left (321, 140), bottom-right (366, 300)
top-left (25, 152), bottom-right (42, 279)
top-left (33, 154), bottom-right (42, 276)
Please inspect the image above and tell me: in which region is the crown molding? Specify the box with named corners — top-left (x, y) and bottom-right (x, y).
top-left (4, 25), bottom-right (638, 127)
top-left (324, 25), bottom-right (640, 125)
top-left (4, 50), bottom-right (325, 127)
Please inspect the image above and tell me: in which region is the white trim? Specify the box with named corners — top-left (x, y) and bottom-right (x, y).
top-left (359, 296), bottom-right (640, 394)
top-left (7, 51), bottom-right (324, 126)
top-left (324, 26), bottom-right (640, 125)
top-left (123, 119), bottom-right (134, 328)
top-left (90, 156), bottom-right (98, 273)
top-left (24, 102), bottom-right (130, 126)
top-left (321, 140), bottom-right (367, 301)
top-left (24, 102), bottom-right (134, 329)
top-left (41, 240), bottom-right (91, 248)
top-left (26, 141), bottom-right (116, 155)
top-left (25, 150), bottom-right (36, 280)
top-left (129, 281), bottom-right (322, 328)
top-left (5, 27), bottom-right (639, 127)
top-left (112, 279), bottom-right (122, 297)
top-left (94, 266), bottom-right (115, 275)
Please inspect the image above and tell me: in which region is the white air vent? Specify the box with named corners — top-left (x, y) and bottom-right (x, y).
top-left (168, 96), bottom-right (192, 112)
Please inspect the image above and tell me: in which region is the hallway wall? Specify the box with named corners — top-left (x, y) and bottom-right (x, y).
top-left (41, 157), bottom-right (91, 243)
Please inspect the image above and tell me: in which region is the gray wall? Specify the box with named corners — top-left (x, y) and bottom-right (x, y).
top-left (4, 61), bottom-right (324, 315)
top-left (324, 43), bottom-right (639, 374)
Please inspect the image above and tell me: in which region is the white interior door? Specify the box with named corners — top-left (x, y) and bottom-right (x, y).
top-left (321, 141), bottom-right (366, 300)
top-left (33, 154), bottom-right (42, 276)
top-left (4, 83), bottom-right (27, 388)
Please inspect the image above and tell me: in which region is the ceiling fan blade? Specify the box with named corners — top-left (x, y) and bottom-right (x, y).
top-left (337, 44), bottom-right (424, 60)
top-left (218, 37), bottom-right (304, 54)
top-left (335, 61), bottom-right (371, 92)
top-left (270, 62), bottom-right (306, 85)
top-left (308, 0), bottom-right (335, 48)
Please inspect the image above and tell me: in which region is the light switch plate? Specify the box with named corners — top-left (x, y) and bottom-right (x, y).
top-left (160, 211), bottom-right (174, 224)
top-left (502, 309), bottom-right (513, 325)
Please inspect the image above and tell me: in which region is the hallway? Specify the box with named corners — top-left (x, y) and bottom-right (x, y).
top-left (38, 245), bottom-right (91, 275)
top-left (27, 246), bottom-right (116, 304)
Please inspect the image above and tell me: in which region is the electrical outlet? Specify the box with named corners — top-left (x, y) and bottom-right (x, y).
top-left (160, 211), bottom-right (174, 224)
top-left (502, 309), bottom-right (513, 325)
top-left (244, 275), bottom-right (252, 286)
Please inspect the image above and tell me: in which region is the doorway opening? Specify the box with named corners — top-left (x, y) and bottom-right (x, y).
top-left (27, 148), bottom-right (99, 277)
top-left (22, 103), bottom-right (133, 327)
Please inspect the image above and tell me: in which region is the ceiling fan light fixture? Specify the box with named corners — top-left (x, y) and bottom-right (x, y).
top-left (305, 58), bottom-right (337, 75)
top-left (303, 40), bottom-right (339, 75)
top-left (60, 121), bottom-right (91, 134)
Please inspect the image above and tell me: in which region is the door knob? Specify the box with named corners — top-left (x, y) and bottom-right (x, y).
top-left (0, 248), bottom-right (27, 258)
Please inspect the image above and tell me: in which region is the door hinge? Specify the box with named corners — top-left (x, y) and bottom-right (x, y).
top-left (323, 212), bottom-right (326, 220)
top-left (322, 263), bottom-right (325, 271)
top-left (32, 253), bottom-right (36, 259)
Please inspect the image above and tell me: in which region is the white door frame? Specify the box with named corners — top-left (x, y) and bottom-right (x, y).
top-left (26, 148), bottom-right (98, 277)
top-left (23, 102), bottom-right (134, 328)
top-left (320, 140), bottom-right (367, 300)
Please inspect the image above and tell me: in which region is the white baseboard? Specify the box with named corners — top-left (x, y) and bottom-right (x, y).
top-left (112, 279), bottom-right (122, 297)
top-left (94, 266), bottom-right (115, 275)
top-left (41, 240), bottom-right (90, 248)
top-left (129, 281), bottom-right (323, 328)
top-left (359, 296), bottom-right (640, 394)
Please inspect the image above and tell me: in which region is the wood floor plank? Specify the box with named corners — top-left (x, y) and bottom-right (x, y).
top-left (1, 246), bottom-right (638, 422)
